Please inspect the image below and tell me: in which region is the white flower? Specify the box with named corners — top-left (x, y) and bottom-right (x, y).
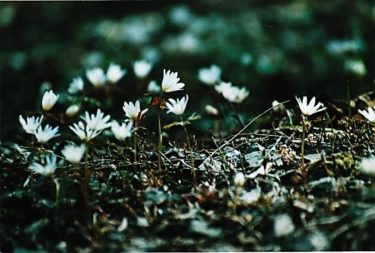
top-left (215, 81), bottom-right (232, 95)
top-left (234, 172), bottom-right (245, 187)
top-left (123, 101), bottom-right (148, 122)
top-left (161, 69), bottom-right (185, 93)
top-left (133, 60), bottom-right (152, 78)
top-left (205, 104), bottom-right (219, 116)
top-left (68, 77), bottom-right (84, 94)
top-left (65, 105), bottom-right (80, 117)
top-left (70, 109), bottom-right (111, 141)
top-left (147, 80), bottom-right (161, 94)
top-left (83, 109), bottom-right (112, 131)
top-left (70, 121), bottom-right (100, 142)
top-left (34, 124), bottom-right (60, 143)
top-left (42, 90), bottom-right (59, 111)
top-left (215, 82), bottom-right (249, 103)
top-left (225, 86), bottom-right (249, 103)
top-left (106, 63), bottom-right (126, 83)
top-left (166, 95), bottom-right (189, 116)
top-left (111, 121), bottom-right (133, 141)
top-left (358, 107), bottom-right (375, 123)
top-left (360, 157), bottom-right (375, 176)
top-left (296, 96), bottom-right (326, 116)
top-left (198, 65), bottom-right (221, 85)
top-left (19, 115), bottom-right (43, 134)
top-left (29, 153), bottom-right (58, 176)
top-left (274, 214), bottom-right (295, 237)
top-left (62, 144), bottom-right (86, 164)
top-left (86, 68), bottom-right (106, 87)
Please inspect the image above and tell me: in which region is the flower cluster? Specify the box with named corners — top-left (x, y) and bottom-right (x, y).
top-left (19, 114), bottom-right (60, 143)
top-left (69, 109), bottom-right (111, 142)
top-left (18, 62), bottom-right (374, 176)
top-left (86, 63), bottom-right (126, 86)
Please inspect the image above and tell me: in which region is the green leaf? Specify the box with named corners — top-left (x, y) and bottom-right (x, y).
top-left (163, 121), bottom-right (184, 130)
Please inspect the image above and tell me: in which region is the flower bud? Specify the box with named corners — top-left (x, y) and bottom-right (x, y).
top-left (65, 105), bottom-right (80, 117)
top-left (42, 90), bottom-right (59, 111)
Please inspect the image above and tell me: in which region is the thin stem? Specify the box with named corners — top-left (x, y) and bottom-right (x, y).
top-left (180, 116), bottom-right (196, 186)
top-left (133, 132), bottom-right (137, 163)
top-left (53, 177), bottom-right (60, 208)
top-left (301, 115), bottom-right (307, 184)
top-left (347, 82), bottom-right (352, 118)
top-left (82, 143), bottom-right (90, 215)
top-left (209, 100), bottom-right (290, 158)
top-left (229, 102), bottom-right (245, 127)
top-left (157, 108), bottom-right (162, 171)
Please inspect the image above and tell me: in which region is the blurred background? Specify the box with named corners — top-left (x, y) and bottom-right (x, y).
top-left (0, 1), bottom-right (374, 140)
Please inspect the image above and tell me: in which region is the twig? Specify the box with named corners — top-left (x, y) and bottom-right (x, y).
top-left (208, 100), bottom-right (290, 159)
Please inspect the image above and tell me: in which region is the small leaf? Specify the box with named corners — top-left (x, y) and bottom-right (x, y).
top-left (163, 121), bottom-right (184, 130)
top-left (187, 113), bottom-right (201, 121)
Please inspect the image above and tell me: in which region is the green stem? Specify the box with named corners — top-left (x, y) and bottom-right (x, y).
top-left (229, 102), bottom-right (245, 127)
top-left (157, 108), bottom-right (162, 171)
top-left (301, 115), bottom-right (307, 184)
top-left (53, 177), bottom-right (60, 208)
top-left (133, 132), bottom-right (137, 163)
top-left (82, 143), bottom-right (90, 214)
top-left (180, 116), bottom-right (196, 186)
